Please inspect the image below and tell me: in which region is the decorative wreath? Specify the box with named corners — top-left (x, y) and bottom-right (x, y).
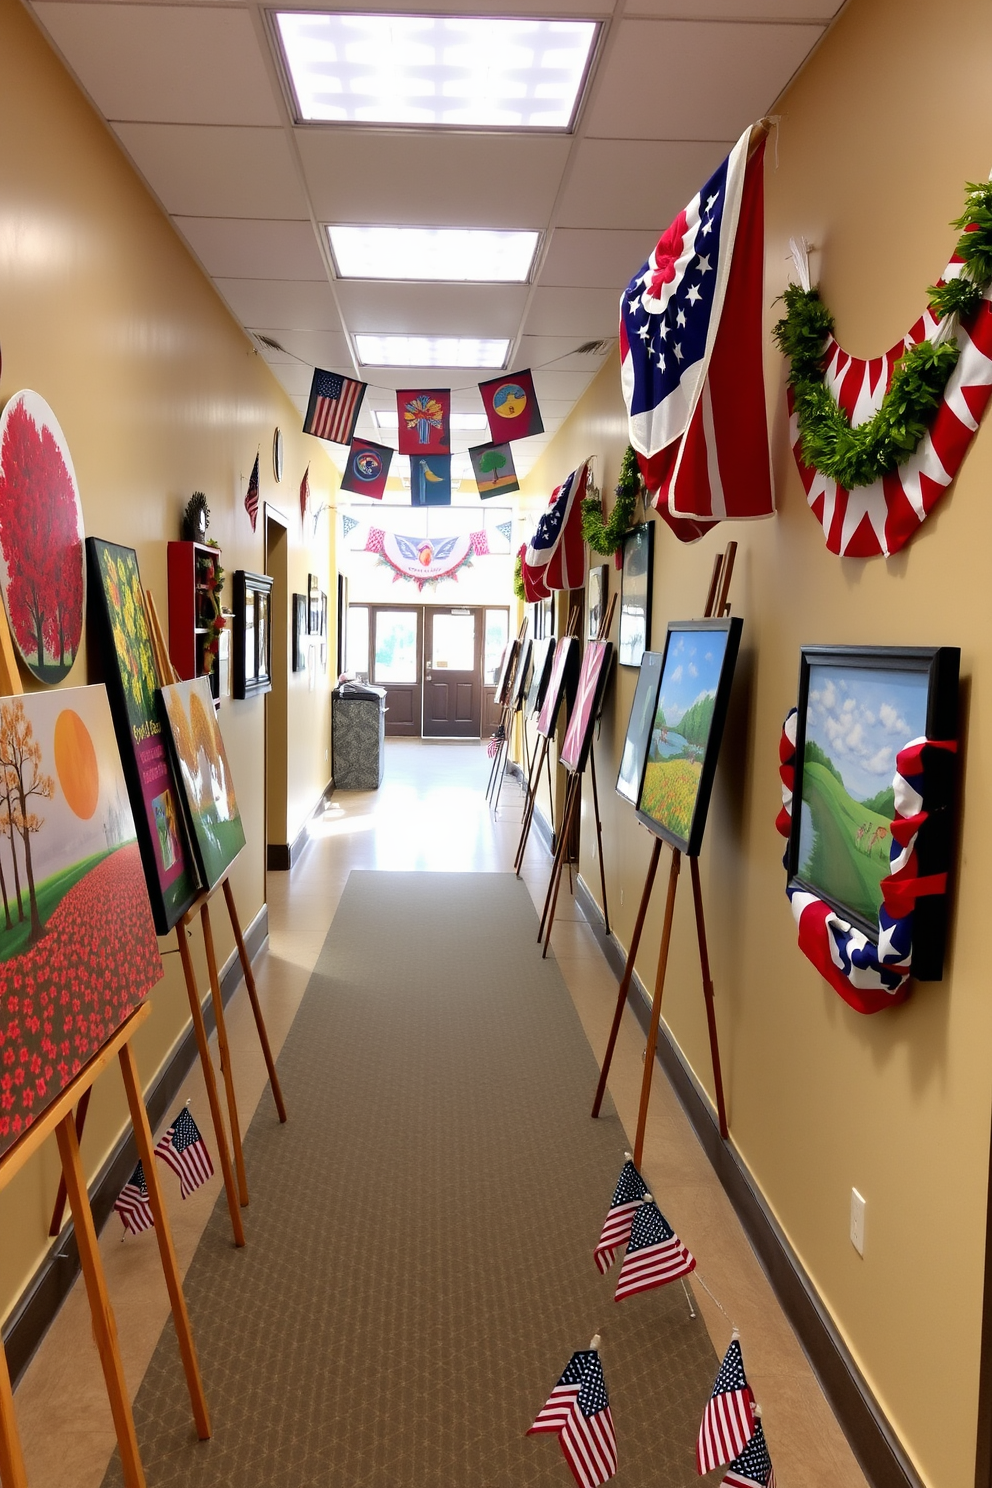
top-left (513, 546), bottom-right (526, 602)
top-left (581, 445), bottom-right (643, 557)
top-left (777, 709), bottom-right (957, 1014)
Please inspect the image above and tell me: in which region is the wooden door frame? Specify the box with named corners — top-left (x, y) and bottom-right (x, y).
top-left (370, 603), bottom-right (423, 736)
top-left (423, 605), bottom-right (484, 738)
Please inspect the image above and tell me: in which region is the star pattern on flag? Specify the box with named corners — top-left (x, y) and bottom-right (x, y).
top-left (721, 1419), bottom-right (776, 1488)
top-left (594, 1158), bottom-right (648, 1273)
top-left (155, 1106), bottom-right (214, 1199)
top-left (614, 1196), bottom-right (696, 1301)
top-left (697, 1337), bottom-right (756, 1473)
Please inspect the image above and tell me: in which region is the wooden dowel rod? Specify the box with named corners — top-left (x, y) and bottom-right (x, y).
top-left (589, 746), bottom-right (610, 936)
top-left (538, 772), bottom-right (576, 943)
top-left (221, 877), bottom-right (287, 1123)
top-left (0, 1345), bottom-right (27, 1488)
top-left (200, 900), bottom-right (248, 1207)
top-left (592, 835), bottom-right (662, 1117)
top-left (689, 856), bottom-right (729, 1140)
top-left (145, 590), bottom-right (180, 686)
top-left (633, 847), bottom-right (681, 1168)
top-left (118, 1041), bottom-right (211, 1439)
top-left (703, 555), bottom-right (722, 620)
top-left (714, 542), bottom-right (737, 618)
top-left (48, 1086), bottom-right (91, 1236)
top-left (541, 776), bottom-right (582, 957)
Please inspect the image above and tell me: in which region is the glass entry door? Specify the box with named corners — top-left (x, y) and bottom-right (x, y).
top-left (423, 608), bottom-right (483, 737)
top-left (371, 606), bottom-right (422, 736)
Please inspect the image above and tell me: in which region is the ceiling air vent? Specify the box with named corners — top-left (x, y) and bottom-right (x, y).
top-left (572, 340), bottom-right (613, 357)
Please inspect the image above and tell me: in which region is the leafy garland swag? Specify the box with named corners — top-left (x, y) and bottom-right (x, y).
top-left (772, 181), bottom-right (992, 489)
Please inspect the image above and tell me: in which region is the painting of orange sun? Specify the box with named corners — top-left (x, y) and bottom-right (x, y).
top-left (54, 708), bottom-right (99, 819)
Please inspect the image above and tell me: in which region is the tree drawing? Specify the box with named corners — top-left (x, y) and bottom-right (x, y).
top-left (0, 761), bottom-right (25, 929)
top-left (0, 399), bottom-right (84, 678)
top-left (478, 447), bottom-right (508, 487)
top-left (0, 701), bottom-right (54, 944)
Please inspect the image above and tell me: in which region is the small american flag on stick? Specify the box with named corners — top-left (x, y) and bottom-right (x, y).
top-left (613, 1194), bottom-right (695, 1301)
top-left (155, 1106), bottom-right (214, 1198)
top-left (244, 452), bottom-right (260, 532)
top-left (697, 1333), bottom-right (756, 1473)
top-left (300, 462), bottom-right (310, 528)
top-left (115, 1162), bottom-right (154, 1235)
top-left (594, 1155), bottom-right (648, 1273)
top-left (304, 367), bottom-right (367, 445)
top-left (720, 1416), bottom-right (776, 1488)
top-left (528, 1338), bottom-right (617, 1488)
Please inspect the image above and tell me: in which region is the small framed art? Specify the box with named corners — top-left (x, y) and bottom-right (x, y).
top-left (233, 569), bottom-right (274, 699)
top-left (560, 640), bottom-right (614, 774)
top-left (292, 593), bottom-right (307, 673)
top-left (616, 651), bottom-right (663, 806)
top-left (535, 635), bottom-right (581, 740)
top-left (588, 564), bottom-right (608, 640)
top-left (618, 523), bottom-right (654, 667)
top-left (526, 637), bottom-right (555, 718)
top-left (308, 572), bottom-right (320, 634)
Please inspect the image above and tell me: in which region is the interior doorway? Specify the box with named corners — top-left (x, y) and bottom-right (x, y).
top-left (263, 505), bottom-right (288, 880)
top-left (423, 607), bottom-right (483, 737)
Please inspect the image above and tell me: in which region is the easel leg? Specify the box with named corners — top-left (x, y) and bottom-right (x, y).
top-left (176, 928), bottom-right (245, 1247)
top-left (48, 1086), bottom-right (92, 1236)
top-left (633, 848), bottom-right (680, 1169)
top-left (588, 747), bottom-right (610, 936)
top-left (514, 735), bottom-right (547, 874)
top-left (54, 1114), bottom-right (146, 1488)
top-left (591, 836), bottom-right (662, 1118)
top-left (200, 902), bottom-right (249, 1207)
top-left (544, 743), bottom-right (556, 846)
top-left (118, 1043), bottom-right (211, 1440)
top-left (538, 773), bottom-right (574, 943)
top-left (0, 1343), bottom-right (27, 1488)
top-left (689, 857), bottom-right (729, 1140)
top-left (541, 776), bottom-right (581, 957)
top-left (221, 877), bottom-right (287, 1123)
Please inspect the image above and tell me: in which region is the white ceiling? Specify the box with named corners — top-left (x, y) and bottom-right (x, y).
top-left (28, 0), bottom-right (846, 477)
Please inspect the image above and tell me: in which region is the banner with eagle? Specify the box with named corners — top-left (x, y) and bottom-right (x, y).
top-left (364, 528), bottom-right (489, 590)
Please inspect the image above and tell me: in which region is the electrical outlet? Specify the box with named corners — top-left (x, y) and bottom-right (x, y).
top-left (850, 1188), bottom-right (866, 1256)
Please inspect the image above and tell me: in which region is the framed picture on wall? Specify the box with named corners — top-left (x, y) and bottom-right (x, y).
top-left (233, 569), bottom-right (274, 699)
top-left (292, 593), bottom-right (307, 672)
top-left (618, 523), bottom-right (654, 667)
top-left (308, 572), bottom-right (320, 634)
top-left (337, 573), bottom-right (348, 676)
top-left (588, 563), bottom-right (608, 640)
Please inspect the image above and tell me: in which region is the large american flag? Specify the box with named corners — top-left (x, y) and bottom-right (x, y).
top-left (613, 1197), bottom-right (695, 1301)
top-left (620, 123), bottom-right (772, 534)
top-left (115, 1161), bottom-right (154, 1235)
top-left (528, 1347), bottom-right (617, 1488)
top-left (720, 1419), bottom-right (776, 1488)
top-left (594, 1158), bottom-right (648, 1274)
top-left (155, 1106), bottom-right (214, 1199)
top-left (304, 367), bottom-right (367, 445)
top-left (697, 1336), bottom-right (756, 1473)
top-left (522, 461), bottom-right (589, 601)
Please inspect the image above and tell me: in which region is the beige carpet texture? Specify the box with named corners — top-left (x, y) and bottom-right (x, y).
top-left (101, 870), bottom-right (720, 1487)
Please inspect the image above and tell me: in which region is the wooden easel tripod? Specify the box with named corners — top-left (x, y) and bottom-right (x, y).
top-left (591, 544), bottom-right (737, 1166)
top-left (512, 605), bottom-right (581, 873)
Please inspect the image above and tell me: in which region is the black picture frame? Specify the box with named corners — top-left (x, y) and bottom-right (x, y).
top-left (785, 645), bottom-right (959, 979)
top-left (512, 637), bottom-right (533, 710)
top-left (526, 637), bottom-right (555, 718)
top-left (535, 635), bottom-right (581, 740)
top-left (336, 573), bottom-right (349, 677)
top-left (616, 650), bottom-right (664, 806)
top-left (308, 572), bottom-right (320, 634)
top-left (588, 563), bottom-right (608, 640)
top-left (233, 569), bottom-right (274, 699)
top-left (635, 617), bottom-right (743, 856)
top-left (494, 638), bottom-right (520, 707)
top-left (618, 523), bottom-right (654, 667)
top-left (532, 595), bottom-right (554, 641)
top-left (292, 593), bottom-right (307, 673)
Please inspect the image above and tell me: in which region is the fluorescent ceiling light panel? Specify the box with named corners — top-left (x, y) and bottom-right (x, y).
top-left (355, 335), bottom-right (508, 368)
top-left (328, 226), bottom-right (539, 282)
top-left (374, 409), bottom-right (488, 431)
top-left (274, 13), bottom-right (598, 129)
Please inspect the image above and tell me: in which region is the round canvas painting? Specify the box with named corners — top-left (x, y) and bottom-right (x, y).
top-left (0, 390), bottom-right (85, 683)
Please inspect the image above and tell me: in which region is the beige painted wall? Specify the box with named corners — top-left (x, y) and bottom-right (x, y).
top-left (521, 2), bottom-right (992, 1484)
top-left (0, 0), bottom-right (337, 1324)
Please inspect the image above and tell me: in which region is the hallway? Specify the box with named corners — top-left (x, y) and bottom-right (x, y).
top-left (12, 740), bottom-right (867, 1488)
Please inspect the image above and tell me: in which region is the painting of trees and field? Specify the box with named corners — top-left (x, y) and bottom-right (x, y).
top-left (797, 666), bottom-right (929, 924)
top-left (638, 629), bottom-right (729, 843)
top-left (159, 677), bottom-right (246, 889)
top-left (0, 686), bottom-right (162, 1158)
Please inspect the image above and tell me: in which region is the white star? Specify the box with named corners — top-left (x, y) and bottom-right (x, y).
top-left (676, 308), bottom-right (686, 328)
top-left (696, 254), bottom-right (712, 275)
top-left (701, 219), bottom-right (714, 237)
top-left (656, 353), bottom-right (666, 372)
top-left (657, 321), bottom-right (669, 340)
top-left (628, 297), bottom-right (641, 314)
top-left (637, 322), bottom-right (650, 342)
top-left (706, 193), bottom-right (719, 211)
top-left (687, 284), bottom-right (702, 305)
top-left (674, 343), bottom-right (683, 361)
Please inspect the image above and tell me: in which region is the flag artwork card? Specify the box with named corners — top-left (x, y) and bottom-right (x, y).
top-left (469, 440), bottom-right (519, 497)
top-left (560, 640), bottom-right (613, 775)
top-left (536, 635), bottom-right (580, 740)
top-left (341, 438), bottom-right (392, 499)
top-left (479, 369), bottom-right (544, 442)
top-left (304, 367), bottom-right (367, 446)
top-left (158, 676), bottom-right (246, 890)
top-left (397, 389), bottom-right (450, 455)
top-left (409, 454), bottom-right (452, 506)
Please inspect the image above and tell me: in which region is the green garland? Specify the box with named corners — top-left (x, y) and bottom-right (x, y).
top-left (513, 551), bottom-right (526, 602)
top-left (772, 180), bottom-right (992, 489)
top-left (581, 445), bottom-right (642, 555)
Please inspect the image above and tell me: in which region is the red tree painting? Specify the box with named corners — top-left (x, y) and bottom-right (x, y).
top-left (0, 393), bottom-right (85, 683)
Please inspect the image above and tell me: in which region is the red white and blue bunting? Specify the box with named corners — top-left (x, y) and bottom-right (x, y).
top-left (364, 527), bottom-right (489, 591)
top-left (777, 708), bottom-right (957, 1014)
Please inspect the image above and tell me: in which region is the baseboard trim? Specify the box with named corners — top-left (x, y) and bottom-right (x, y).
top-left (2, 903), bottom-right (269, 1388)
top-left (267, 780), bottom-right (333, 872)
top-left (572, 873), bottom-right (923, 1488)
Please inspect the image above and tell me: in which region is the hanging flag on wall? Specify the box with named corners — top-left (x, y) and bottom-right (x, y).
top-left (619, 120), bottom-right (773, 539)
top-left (528, 1342), bottom-right (618, 1488)
top-left (341, 438), bottom-right (393, 499)
top-left (521, 460), bottom-right (589, 601)
top-left (469, 440), bottom-right (519, 497)
top-left (115, 1162), bottom-right (154, 1235)
top-left (299, 463), bottom-right (310, 528)
top-left (154, 1106), bottom-right (214, 1199)
top-left (479, 368), bottom-right (544, 442)
top-left (697, 1336), bottom-right (756, 1474)
top-left (244, 452), bottom-right (260, 532)
top-left (304, 367), bottom-right (367, 445)
top-left (397, 389), bottom-right (451, 455)
top-left (410, 454), bottom-right (452, 506)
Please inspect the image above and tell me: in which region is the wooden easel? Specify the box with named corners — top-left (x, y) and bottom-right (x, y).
top-left (485, 619), bottom-right (528, 807)
top-left (590, 544), bottom-right (737, 1163)
top-left (512, 605), bottom-right (581, 873)
top-left (537, 592), bottom-right (618, 958)
top-left (0, 1003), bottom-right (210, 1488)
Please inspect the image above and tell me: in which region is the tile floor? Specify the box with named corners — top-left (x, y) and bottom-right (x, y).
top-left (10, 739), bottom-right (868, 1488)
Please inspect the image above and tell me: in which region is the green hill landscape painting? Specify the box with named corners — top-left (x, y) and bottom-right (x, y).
top-left (798, 665), bottom-right (929, 924)
top-left (638, 629), bottom-right (729, 843)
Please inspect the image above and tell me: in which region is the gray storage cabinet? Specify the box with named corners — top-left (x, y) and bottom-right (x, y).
top-left (332, 687), bottom-right (386, 789)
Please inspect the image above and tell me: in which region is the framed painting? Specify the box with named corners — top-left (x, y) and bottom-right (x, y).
top-left (526, 637), bottom-right (555, 719)
top-left (493, 638), bottom-right (520, 707)
top-left (292, 593), bottom-right (307, 673)
top-left (511, 638), bottom-right (533, 711)
top-left (532, 595), bottom-right (554, 641)
top-left (616, 651), bottom-right (663, 806)
top-left (0, 390), bottom-right (86, 684)
top-left (587, 564), bottom-right (608, 640)
top-left (560, 640), bottom-right (614, 774)
top-left (535, 635), bottom-right (580, 740)
top-left (233, 570), bottom-right (273, 700)
top-left (158, 676), bottom-right (247, 890)
top-left (0, 685), bottom-right (163, 1158)
top-left (86, 538), bottom-right (201, 932)
top-left (785, 645), bottom-right (958, 976)
top-left (636, 617), bottom-right (743, 856)
top-left (308, 573), bottom-right (320, 634)
top-left (618, 523), bottom-right (654, 668)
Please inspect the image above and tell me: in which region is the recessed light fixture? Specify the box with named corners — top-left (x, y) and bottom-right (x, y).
top-left (274, 13), bottom-right (599, 129)
top-left (374, 409), bottom-right (489, 431)
top-left (328, 226), bottom-right (539, 283)
top-left (355, 335), bottom-right (509, 368)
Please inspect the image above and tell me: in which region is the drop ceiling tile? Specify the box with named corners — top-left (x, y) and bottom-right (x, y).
top-left (583, 20), bottom-right (824, 139)
top-left (31, 4), bottom-right (281, 125)
top-left (337, 283), bottom-right (527, 337)
top-left (524, 287), bottom-right (621, 339)
top-left (540, 229), bottom-right (660, 290)
top-left (531, 368), bottom-right (607, 403)
top-left (251, 328), bottom-right (353, 368)
top-left (296, 130), bottom-right (570, 230)
top-left (557, 140), bottom-right (733, 230)
top-left (625, 0), bottom-right (840, 13)
top-left (173, 218), bottom-right (326, 281)
top-left (215, 278), bottom-right (342, 330)
top-left (268, 362), bottom-right (317, 398)
top-left (112, 124), bottom-right (307, 218)
top-left (516, 335), bottom-right (613, 372)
